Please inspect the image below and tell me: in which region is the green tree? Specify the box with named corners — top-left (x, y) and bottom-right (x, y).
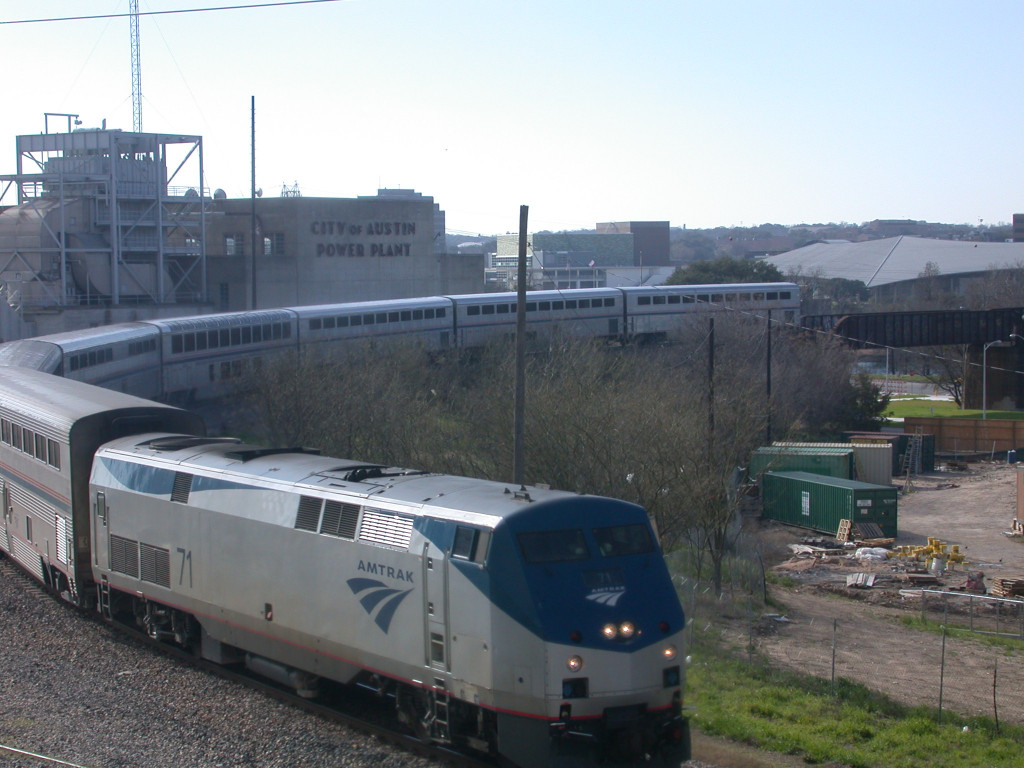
top-left (665, 255), bottom-right (785, 285)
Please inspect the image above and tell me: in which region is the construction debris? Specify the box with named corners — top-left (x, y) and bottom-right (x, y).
top-left (989, 577), bottom-right (1024, 598)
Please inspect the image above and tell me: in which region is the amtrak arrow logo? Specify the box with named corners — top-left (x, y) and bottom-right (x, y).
top-left (586, 588), bottom-right (626, 607)
top-left (347, 578), bottom-right (413, 633)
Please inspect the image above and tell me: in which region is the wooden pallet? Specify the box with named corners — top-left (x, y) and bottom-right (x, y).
top-left (990, 578), bottom-right (1024, 598)
top-left (855, 522), bottom-right (885, 539)
top-left (836, 519), bottom-right (852, 543)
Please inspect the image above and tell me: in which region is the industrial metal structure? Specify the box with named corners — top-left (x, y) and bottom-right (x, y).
top-left (0, 121), bottom-right (207, 340)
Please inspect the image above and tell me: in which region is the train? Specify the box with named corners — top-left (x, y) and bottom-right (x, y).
top-left (0, 283), bottom-right (799, 402)
top-left (0, 365), bottom-right (690, 766)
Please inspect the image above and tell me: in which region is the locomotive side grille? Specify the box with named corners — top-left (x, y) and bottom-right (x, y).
top-left (294, 496), bottom-right (322, 531)
top-left (171, 472), bottom-right (193, 503)
top-left (320, 501), bottom-right (359, 539)
top-left (358, 509), bottom-right (413, 550)
top-left (110, 534), bottom-right (140, 578)
top-left (140, 543), bottom-right (171, 588)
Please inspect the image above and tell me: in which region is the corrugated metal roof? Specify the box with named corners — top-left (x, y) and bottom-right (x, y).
top-left (766, 236), bottom-right (1024, 287)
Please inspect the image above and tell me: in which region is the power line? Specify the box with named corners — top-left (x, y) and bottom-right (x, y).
top-left (0, 0), bottom-right (345, 25)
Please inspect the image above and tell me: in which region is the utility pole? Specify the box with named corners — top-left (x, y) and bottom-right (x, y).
top-left (250, 96), bottom-right (257, 310)
top-left (513, 205), bottom-right (528, 484)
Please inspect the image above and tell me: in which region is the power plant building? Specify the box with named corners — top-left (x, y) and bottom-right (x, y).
top-left (0, 124), bottom-right (482, 340)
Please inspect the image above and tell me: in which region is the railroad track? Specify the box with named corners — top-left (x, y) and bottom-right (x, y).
top-left (0, 554), bottom-right (493, 768)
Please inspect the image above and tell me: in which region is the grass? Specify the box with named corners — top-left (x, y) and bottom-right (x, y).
top-left (885, 397), bottom-right (1024, 421)
top-left (686, 651), bottom-right (1024, 768)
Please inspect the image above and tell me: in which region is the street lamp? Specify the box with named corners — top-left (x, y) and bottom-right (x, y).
top-left (982, 339), bottom-right (1012, 419)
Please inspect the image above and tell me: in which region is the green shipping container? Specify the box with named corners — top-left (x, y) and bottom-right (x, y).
top-left (762, 470), bottom-right (898, 539)
top-left (749, 446), bottom-right (854, 480)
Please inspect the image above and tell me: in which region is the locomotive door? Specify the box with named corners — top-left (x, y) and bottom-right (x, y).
top-left (93, 491), bottom-right (108, 567)
top-left (1, 478), bottom-right (10, 553)
top-left (421, 542), bottom-right (451, 673)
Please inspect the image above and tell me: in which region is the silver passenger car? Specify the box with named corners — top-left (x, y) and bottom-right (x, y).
top-left (0, 367), bottom-right (203, 605)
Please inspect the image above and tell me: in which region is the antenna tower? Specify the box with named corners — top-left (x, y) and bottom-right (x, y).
top-left (130, 0), bottom-right (142, 131)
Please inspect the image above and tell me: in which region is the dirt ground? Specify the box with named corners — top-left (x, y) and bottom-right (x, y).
top-left (688, 460), bottom-right (1024, 768)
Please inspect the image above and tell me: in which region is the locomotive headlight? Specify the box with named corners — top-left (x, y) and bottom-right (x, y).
top-left (619, 621), bottom-right (636, 638)
top-left (662, 644), bottom-right (678, 661)
top-left (601, 623), bottom-right (617, 640)
top-left (566, 654), bottom-right (584, 672)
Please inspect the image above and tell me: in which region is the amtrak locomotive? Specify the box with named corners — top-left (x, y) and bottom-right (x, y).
top-left (0, 367), bottom-right (690, 767)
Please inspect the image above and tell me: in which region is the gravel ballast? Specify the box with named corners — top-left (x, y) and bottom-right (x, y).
top-left (0, 563), bottom-right (434, 768)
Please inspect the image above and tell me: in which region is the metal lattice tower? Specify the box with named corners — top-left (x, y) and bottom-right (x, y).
top-left (130, 0), bottom-right (142, 132)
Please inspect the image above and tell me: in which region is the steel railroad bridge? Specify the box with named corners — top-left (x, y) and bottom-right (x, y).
top-left (801, 306), bottom-right (1024, 411)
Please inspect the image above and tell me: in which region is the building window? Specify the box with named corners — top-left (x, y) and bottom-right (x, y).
top-left (263, 233), bottom-right (285, 257)
top-left (225, 234), bottom-right (245, 256)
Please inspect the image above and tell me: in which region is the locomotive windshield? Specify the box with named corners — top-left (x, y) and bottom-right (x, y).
top-left (517, 528), bottom-right (589, 563)
top-left (594, 524), bottom-right (654, 557)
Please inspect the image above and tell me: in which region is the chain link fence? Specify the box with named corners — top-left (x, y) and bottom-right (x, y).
top-left (673, 559), bottom-right (1024, 732)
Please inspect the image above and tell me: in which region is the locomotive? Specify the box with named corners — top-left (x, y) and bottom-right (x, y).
top-left (0, 366), bottom-right (690, 767)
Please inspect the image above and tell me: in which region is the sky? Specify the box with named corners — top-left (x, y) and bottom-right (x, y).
top-left (1, 0), bottom-right (1022, 236)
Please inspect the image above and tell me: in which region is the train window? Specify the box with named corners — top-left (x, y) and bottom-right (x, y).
top-left (482, 305), bottom-right (495, 315)
top-left (526, 302), bottom-right (537, 312)
top-left (220, 362), bottom-right (231, 380)
top-left (34, 434), bottom-right (46, 461)
top-left (603, 298), bottom-right (615, 307)
top-left (737, 293), bottom-right (751, 301)
top-left (171, 335), bottom-right (183, 354)
top-left (25, 516), bottom-right (31, 543)
top-left (22, 427), bottom-right (32, 454)
top-left (283, 324), bottom-right (292, 338)
top-left (517, 529), bottom-right (590, 564)
top-left (231, 328), bottom-right (242, 346)
top-left (351, 315), bottom-right (363, 326)
top-left (376, 313), bottom-right (388, 324)
top-left (105, 348), bottom-right (113, 362)
top-left (637, 297), bottom-right (650, 305)
top-left (87, 351), bottom-right (97, 366)
top-left (653, 296), bottom-right (666, 305)
top-left (538, 301), bottom-right (551, 311)
top-left (338, 316), bottom-right (349, 328)
top-left (413, 309), bottom-right (424, 320)
top-left (363, 314), bottom-right (375, 326)
top-left (468, 306), bottom-right (481, 316)
top-left (182, 335), bottom-right (194, 353)
top-left (220, 329), bottom-right (231, 347)
top-left (594, 524), bottom-right (654, 557)
top-left (497, 304), bottom-right (510, 314)
top-left (452, 526), bottom-right (490, 563)
top-left (565, 300), bottom-right (577, 309)
top-left (552, 301), bottom-right (564, 310)
top-left (753, 292), bottom-right (765, 301)
top-left (697, 294), bottom-right (710, 304)
top-left (196, 333), bottom-right (208, 351)
top-left (711, 294), bottom-right (723, 303)
top-left (206, 330), bottom-right (218, 348)
top-left (242, 327), bottom-right (253, 344)
top-left (766, 292), bottom-right (778, 300)
top-left (324, 317), bottom-right (336, 329)
top-left (309, 318), bottom-right (322, 331)
top-left (253, 325), bottom-right (263, 342)
top-left (11, 423), bottom-right (21, 450)
top-left (47, 439), bottom-right (60, 470)
top-left (232, 360), bottom-right (243, 377)
top-left (779, 291), bottom-right (792, 300)
top-left (724, 293), bottom-right (736, 302)
top-left (401, 310), bottom-right (412, 321)
top-left (436, 307), bottom-right (446, 318)
top-left (579, 299), bottom-right (590, 309)
top-left (1, 419), bottom-right (8, 444)
top-left (424, 308), bottom-right (435, 319)
top-left (668, 295), bottom-right (681, 304)
top-left (386, 312), bottom-right (398, 323)
top-left (69, 356), bottom-right (79, 372)
top-left (209, 364), bottom-right (215, 382)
